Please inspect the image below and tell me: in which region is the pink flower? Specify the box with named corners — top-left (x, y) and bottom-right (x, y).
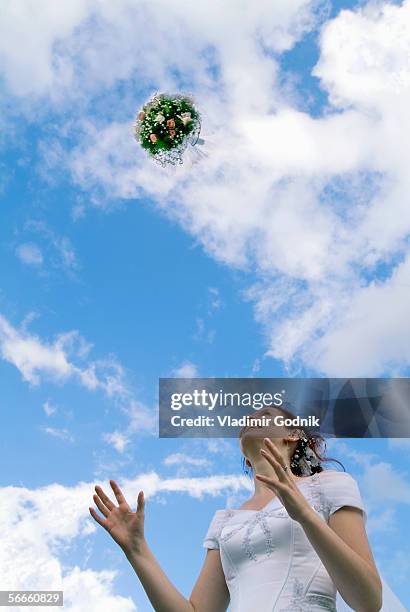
top-left (138, 111), bottom-right (146, 120)
top-left (169, 130), bottom-right (176, 139)
top-left (149, 133), bottom-right (157, 143)
top-left (167, 118), bottom-right (176, 128)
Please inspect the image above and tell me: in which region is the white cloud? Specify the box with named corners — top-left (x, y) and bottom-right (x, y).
top-left (59, 0), bottom-right (410, 376)
top-left (0, 472), bottom-right (248, 605)
top-left (323, 439), bottom-right (410, 523)
top-left (366, 508), bottom-right (396, 534)
top-left (313, 1), bottom-right (410, 110)
top-left (3, 467), bottom-right (407, 610)
top-left (382, 551), bottom-right (410, 587)
top-left (43, 426), bottom-right (75, 443)
top-left (0, 480), bottom-right (136, 610)
top-left (0, 0), bottom-right (327, 103)
top-left (121, 471), bottom-right (251, 500)
top-left (0, 0), bottom-right (94, 100)
top-left (0, 313), bottom-right (156, 442)
top-left (163, 453), bottom-right (210, 468)
top-left (103, 431), bottom-right (130, 454)
top-left (361, 461), bottom-right (410, 505)
top-left (322, 446), bottom-right (410, 608)
top-left (194, 318), bottom-right (216, 345)
top-left (43, 401), bottom-right (57, 416)
top-left (206, 438), bottom-right (237, 456)
top-left (29, 220), bottom-right (79, 272)
top-left (3, 0), bottom-right (410, 378)
top-left (291, 254), bottom-right (410, 375)
top-left (0, 313), bottom-right (119, 392)
top-left (172, 361), bottom-right (199, 378)
top-left (125, 399), bottom-right (157, 436)
top-left (0, 314), bottom-right (74, 385)
top-left (208, 287), bottom-right (222, 312)
top-left (388, 438), bottom-right (410, 451)
top-left (16, 243), bottom-right (43, 266)
top-left (62, 567), bottom-right (136, 612)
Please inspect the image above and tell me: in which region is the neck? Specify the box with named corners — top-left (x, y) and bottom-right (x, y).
top-left (250, 450), bottom-right (297, 497)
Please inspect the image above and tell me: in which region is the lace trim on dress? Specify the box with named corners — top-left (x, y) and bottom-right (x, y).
top-left (220, 507), bottom-right (277, 562)
top-left (215, 474), bottom-right (328, 567)
top-left (213, 509), bottom-right (236, 539)
top-left (309, 472), bottom-right (327, 515)
top-left (278, 578), bottom-right (337, 612)
top-left (219, 476), bottom-right (324, 563)
top-left (241, 511), bottom-right (275, 561)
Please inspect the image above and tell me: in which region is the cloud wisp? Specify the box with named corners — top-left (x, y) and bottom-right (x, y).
top-left (0, 312), bottom-right (156, 446)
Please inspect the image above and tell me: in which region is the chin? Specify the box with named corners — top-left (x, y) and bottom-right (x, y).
top-left (241, 431), bottom-right (274, 454)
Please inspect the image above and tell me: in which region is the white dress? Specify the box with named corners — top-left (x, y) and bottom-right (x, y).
top-left (203, 470), bottom-right (365, 612)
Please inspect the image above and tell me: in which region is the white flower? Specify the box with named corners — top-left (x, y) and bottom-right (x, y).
top-left (298, 457), bottom-right (312, 476)
top-left (305, 446), bottom-right (320, 467)
top-left (178, 112), bottom-right (192, 126)
top-left (155, 113), bottom-right (165, 124)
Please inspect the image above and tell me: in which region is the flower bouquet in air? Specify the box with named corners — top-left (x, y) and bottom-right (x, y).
top-left (133, 92), bottom-right (202, 167)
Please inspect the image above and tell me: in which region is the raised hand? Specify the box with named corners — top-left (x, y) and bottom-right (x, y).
top-left (89, 480), bottom-right (146, 557)
top-left (255, 438), bottom-right (314, 523)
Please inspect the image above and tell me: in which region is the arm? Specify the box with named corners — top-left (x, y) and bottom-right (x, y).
top-left (257, 439), bottom-right (382, 612)
top-left (89, 480), bottom-right (229, 612)
top-left (299, 505), bottom-right (382, 612)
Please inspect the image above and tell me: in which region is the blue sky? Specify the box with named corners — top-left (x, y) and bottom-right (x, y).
top-left (1, 0), bottom-right (410, 610)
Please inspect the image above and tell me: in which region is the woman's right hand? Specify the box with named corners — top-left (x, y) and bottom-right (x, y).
top-left (91, 479), bottom-right (229, 612)
top-left (89, 479), bottom-right (146, 557)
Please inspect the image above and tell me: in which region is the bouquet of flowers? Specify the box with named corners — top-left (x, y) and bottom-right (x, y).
top-left (133, 93), bottom-right (201, 166)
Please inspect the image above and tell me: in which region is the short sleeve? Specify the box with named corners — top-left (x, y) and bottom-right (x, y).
top-left (203, 510), bottom-right (231, 550)
top-left (320, 470), bottom-right (367, 523)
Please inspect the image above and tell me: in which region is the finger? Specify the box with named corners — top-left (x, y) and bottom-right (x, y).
top-left (93, 493), bottom-right (109, 517)
top-left (263, 439), bottom-right (290, 480)
top-left (263, 438), bottom-right (284, 460)
top-left (260, 448), bottom-right (287, 482)
top-left (95, 485), bottom-right (115, 510)
top-left (110, 480), bottom-right (130, 508)
top-left (89, 506), bottom-right (108, 529)
top-left (136, 490), bottom-right (145, 513)
top-left (255, 473), bottom-right (285, 490)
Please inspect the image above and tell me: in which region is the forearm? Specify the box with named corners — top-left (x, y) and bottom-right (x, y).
top-left (124, 541), bottom-right (194, 612)
top-left (299, 510), bottom-right (382, 612)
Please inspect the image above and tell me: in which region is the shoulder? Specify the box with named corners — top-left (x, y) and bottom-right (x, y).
top-left (317, 469), bottom-right (367, 520)
top-left (317, 468), bottom-right (361, 490)
top-left (318, 468), bottom-right (358, 482)
top-left (203, 509), bottom-right (235, 550)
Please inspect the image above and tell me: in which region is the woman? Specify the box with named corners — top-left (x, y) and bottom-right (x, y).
top-left (89, 405), bottom-right (383, 611)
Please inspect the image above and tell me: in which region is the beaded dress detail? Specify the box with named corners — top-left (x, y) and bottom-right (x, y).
top-left (203, 470), bottom-right (366, 612)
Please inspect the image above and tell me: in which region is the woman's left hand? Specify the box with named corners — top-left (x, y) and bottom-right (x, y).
top-left (256, 438), bottom-right (315, 523)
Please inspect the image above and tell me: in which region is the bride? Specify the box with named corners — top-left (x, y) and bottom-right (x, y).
top-left (89, 405), bottom-right (384, 611)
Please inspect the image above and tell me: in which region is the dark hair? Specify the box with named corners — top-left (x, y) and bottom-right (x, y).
top-left (240, 404), bottom-right (345, 477)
